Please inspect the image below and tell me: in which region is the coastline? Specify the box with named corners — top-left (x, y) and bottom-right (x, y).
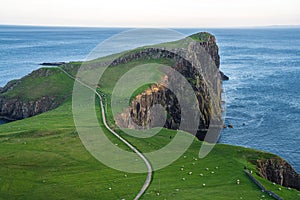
top-left (0, 115), bottom-right (15, 121)
top-left (0, 117), bottom-right (13, 124)
top-left (0, 57), bottom-right (299, 174)
top-left (0, 27), bottom-right (299, 195)
top-left (0, 64), bottom-right (299, 195)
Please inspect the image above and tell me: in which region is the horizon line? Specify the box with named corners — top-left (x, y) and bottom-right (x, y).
top-left (1, 23), bottom-right (300, 29)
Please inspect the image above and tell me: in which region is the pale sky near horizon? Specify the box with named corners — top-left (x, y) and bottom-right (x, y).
top-left (0, 0), bottom-right (299, 27)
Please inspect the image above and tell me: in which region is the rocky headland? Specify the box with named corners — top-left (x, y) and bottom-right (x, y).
top-left (0, 68), bottom-right (71, 120)
top-left (116, 32), bottom-right (224, 140)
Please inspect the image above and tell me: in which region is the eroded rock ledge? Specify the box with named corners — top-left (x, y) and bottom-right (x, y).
top-left (257, 158), bottom-right (300, 190)
top-left (0, 96), bottom-right (61, 120)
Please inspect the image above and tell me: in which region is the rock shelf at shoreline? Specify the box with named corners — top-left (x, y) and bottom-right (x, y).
top-left (40, 62), bottom-right (66, 66)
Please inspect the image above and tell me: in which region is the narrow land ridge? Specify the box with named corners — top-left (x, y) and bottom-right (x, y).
top-left (58, 67), bottom-right (153, 200)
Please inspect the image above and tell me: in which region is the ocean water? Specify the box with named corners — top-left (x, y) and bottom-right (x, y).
top-left (0, 119), bottom-right (10, 125)
top-left (0, 26), bottom-right (127, 86)
top-left (213, 29), bottom-right (300, 173)
top-left (0, 26), bottom-right (299, 172)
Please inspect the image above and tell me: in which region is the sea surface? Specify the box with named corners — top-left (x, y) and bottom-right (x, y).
top-left (0, 118), bottom-right (10, 125)
top-left (0, 25), bottom-right (299, 172)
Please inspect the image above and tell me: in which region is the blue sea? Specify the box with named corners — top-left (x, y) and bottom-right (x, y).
top-left (0, 25), bottom-right (299, 172)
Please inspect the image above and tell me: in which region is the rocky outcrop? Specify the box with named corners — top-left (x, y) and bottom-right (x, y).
top-left (190, 32), bottom-right (220, 68)
top-left (0, 96), bottom-right (62, 120)
top-left (0, 68), bottom-right (67, 121)
top-left (220, 71), bottom-right (229, 81)
top-left (40, 62), bottom-right (66, 66)
top-left (0, 79), bottom-right (21, 94)
top-left (116, 33), bottom-right (224, 140)
top-left (257, 158), bottom-right (300, 190)
top-left (117, 83), bottom-right (182, 130)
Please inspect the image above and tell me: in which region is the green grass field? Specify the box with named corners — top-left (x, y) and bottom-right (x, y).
top-left (0, 97), bottom-right (299, 199)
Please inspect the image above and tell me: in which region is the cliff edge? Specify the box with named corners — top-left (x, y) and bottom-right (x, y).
top-left (0, 68), bottom-right (74, 120)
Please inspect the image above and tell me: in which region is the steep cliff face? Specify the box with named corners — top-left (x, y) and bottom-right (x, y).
top-left (190, 32), bottom-right (220, 68)
top-left (116, 33), bottom-right (223, 140)
top-left (0, 96), bottom-right (62, 120)
top-left (0, 68), bottom-right (71, 120)
top-left (117, 83), bottom-right (182, 130)
top-left (257, 158), bottom-right (300, 190)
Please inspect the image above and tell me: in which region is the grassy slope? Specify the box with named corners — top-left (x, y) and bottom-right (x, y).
top-left (0, 100), bottom-right (147, 200)
top-left (1, 68), bottom-right (74, 101)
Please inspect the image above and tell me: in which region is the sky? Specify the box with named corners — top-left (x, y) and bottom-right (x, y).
top-left (0, 0), bottom-right (299, 28)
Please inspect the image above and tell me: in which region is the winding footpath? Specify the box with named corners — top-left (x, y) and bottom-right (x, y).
top-left (59, 67), bottom-right (153, 200)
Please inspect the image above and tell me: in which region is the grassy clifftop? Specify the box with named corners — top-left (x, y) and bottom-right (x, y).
top-left (190, 32), bottom-right (214, 43)
top-left (0, 67), bottom-right (74, 101)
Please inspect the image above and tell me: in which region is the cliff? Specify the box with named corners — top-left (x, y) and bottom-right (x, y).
top-left (257, 158), bottom-right (300, 190)
top-left (0, 68), bottom-right (73, 120)
top-left (0, 96), bottom-right (61, 120)
top-left (116, 32), bottom-right (224, 140)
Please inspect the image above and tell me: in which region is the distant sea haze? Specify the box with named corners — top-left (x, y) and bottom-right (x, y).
top-left (0, 25), bottom-right (299, 172)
